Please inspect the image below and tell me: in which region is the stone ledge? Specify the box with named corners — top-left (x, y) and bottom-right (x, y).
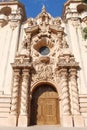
top-left (0, 126), bottom-right (87, 130)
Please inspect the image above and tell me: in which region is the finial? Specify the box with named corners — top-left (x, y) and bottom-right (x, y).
top-left (42, 5), bottom-right (46, 13)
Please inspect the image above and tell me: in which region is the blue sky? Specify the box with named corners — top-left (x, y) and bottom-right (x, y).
top-left (20, 0), bottom-right (66, 18)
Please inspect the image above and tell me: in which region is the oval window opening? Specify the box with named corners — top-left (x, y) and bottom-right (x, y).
top-left (39, 46), bottom-right (50, 55)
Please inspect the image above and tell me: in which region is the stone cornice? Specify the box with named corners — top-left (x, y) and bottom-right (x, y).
top-left (11, 56), bottom-right (32, 69)
top-left (57, 62), bottom-right (79, 69)
top-left (24, 25), bottom-right (39, 34)
top-left (62, 0), bottom-right (82, 20)
top-left (0, 1), bottom-right (26, 22)
top-left (49, 25), bottom-right (64, 33)
top-left (11, 63), bottom-right (32, 69)
top-left (0, 1), bottom-right (24, 8)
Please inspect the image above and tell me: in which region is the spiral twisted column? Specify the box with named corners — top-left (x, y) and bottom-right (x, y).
top-left (69, 68), bottom-right (80, 115)
top-left (20, 69), bottom-right (30, 115)
top-left (60, 68), bottom-right (70, 115)
top-left (11, 69), bottom-right (21, 115)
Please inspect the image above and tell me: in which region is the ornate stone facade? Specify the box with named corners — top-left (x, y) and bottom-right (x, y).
top-left (0, 0), bottom-right (87, 127)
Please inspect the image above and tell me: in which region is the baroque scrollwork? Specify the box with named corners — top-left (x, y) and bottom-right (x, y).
top-left (31, 64), bottom-right (54, 83)
top-left (54, 17), bottom-right (62, 26)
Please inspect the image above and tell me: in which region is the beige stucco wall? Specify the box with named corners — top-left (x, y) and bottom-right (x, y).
top-left (0, 23), bottom-right (21, 94)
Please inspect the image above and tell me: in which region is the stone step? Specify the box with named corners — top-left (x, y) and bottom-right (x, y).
top-left (0, 107), bottom-right (10, 112)
top-left (0, 102), bottom-right (11, 107)
top-left (0, 126), bottom-right (87, 130)
top-left (0, 95), bottom-right (11, 118)
top-left (0, 97), bottom-right (11, 103)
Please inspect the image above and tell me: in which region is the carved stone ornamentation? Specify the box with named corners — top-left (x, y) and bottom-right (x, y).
top-left (0, 14), bottom-right (8, 27)
top-left (54, 17), bottom-right (61, 26)
top-left (10, 21), bottom-right (19, 30)
top-left (11, 69), bottom-right (21, 115)
top-left (21, 34), bottom-right (31, 56)
top-left (12, 54), bottom-right (31, 69)
top-left (69, 68), bottom-right (80, 115)
top-left (20, 69), bottom-right (30, 115)
top-left (32, 64), bottom-right (53, 83)
top-left (60, 68), bottom-right (70, 115)
top-left (82, 17), bottom-right (87, 25)
top-left (71, 18), bottom-right (81, 28)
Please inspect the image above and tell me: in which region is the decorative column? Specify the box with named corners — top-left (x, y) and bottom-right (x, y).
top-left (69, 68), bottom-right (84, 127)
top-left (28, 93), bottom-right (32, 126)
top-left (69, 68), bottom-right (80, 115)
top-left (18, 68), bottom-right (30, 126)
top-left (60, 68), bottom-right (72, 127)
top-left (60, 68), bottom-right (70, 115)
top-left (9, 68), bottom-right (21, 126)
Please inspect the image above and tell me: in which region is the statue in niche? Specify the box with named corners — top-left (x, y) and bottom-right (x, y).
top-left (20, 35), bottom-right (31, 57)
top-left (38, 64), bottom-right (46, 80)
top-left (45, 65), bottom-right (53, 79)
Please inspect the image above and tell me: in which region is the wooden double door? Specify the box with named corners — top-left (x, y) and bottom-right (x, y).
top-left (30, 84), bottom-right (60, 125)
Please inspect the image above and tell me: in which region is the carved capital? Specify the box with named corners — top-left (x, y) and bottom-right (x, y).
top-left (69, 68), bottom-right (77, 79)
top-left (22, 68), bottom-right (30, 74)
top-left (22, 69), bottom-right (30, 80)
top-left (59, 68), bottom-right (68, 78)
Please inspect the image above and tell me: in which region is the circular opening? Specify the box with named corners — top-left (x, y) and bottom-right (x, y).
top-left (39, 46), bottom-right (50, 55)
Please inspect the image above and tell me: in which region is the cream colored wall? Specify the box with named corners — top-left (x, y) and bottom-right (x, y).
top-left (64, 1), bottom-right (87, 94)
top-left (0, 23), bottom-right (21, 94)
top-left (65, 21), bottom-right (87, 93)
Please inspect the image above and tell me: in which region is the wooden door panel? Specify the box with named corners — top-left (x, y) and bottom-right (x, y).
top-left (37, 99), bottom-right (45, 125)
top-left (37, 98), bottom-right (58, 125)
top-left (45, 99), bottom-right (58, 124)
top-left (30, 84), bottom-right (60, 125)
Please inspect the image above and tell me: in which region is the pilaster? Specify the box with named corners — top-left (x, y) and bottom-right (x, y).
top-left (9, 68), bottom-right (21, 126)
top-left (60, 68), bottom-right (73, 127)
top-left (69, 68), bottom-right (84, 127)
top-left (18, 68), bottom-right (30, 126)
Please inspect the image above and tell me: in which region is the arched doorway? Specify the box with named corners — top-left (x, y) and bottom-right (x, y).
top-left (30, 84), bottom-right (60, 125)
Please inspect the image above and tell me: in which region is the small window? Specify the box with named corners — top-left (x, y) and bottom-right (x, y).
top-left (39, 46), bottom-right (50, 55)
top-left (1, 7), bottom-right (11, 16)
